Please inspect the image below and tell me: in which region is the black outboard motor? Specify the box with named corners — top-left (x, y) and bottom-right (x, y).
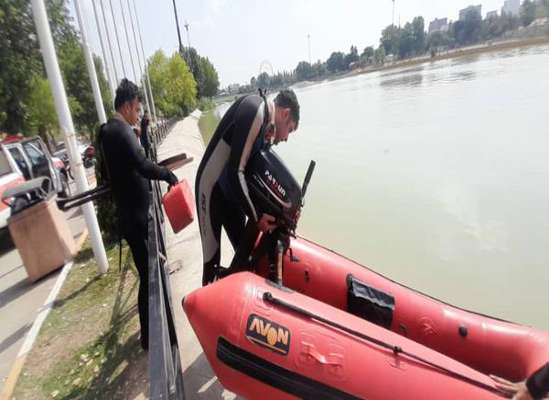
top-left (245, 145), bottom-right (302, 230)
top-left (222, 144), bottom-right (315, 283)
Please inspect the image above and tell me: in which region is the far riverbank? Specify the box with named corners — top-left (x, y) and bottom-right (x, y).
top-left (347, 35), bottom-right (549, 79)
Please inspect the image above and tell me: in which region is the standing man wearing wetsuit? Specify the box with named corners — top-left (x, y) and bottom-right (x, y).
top-left (196, 90), bottom-right (300, 286)
top-left (99, 79), bottom-right (178, 350)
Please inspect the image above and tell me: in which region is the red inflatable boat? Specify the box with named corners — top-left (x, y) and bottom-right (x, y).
top-left (182, 148), bottom-right (548, 399)
top-left (183, 237), bottom-right (549, 399)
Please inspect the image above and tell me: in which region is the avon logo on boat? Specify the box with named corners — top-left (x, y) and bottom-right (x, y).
top-left (246, 314), bottom-right (290, 355)
top-left (263, 170), bottom-right (287, 198)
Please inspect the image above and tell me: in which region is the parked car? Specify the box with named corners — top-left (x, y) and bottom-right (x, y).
top-left (0, 146), bottom-right (26, 231)
top-left (1, 136), bottom-right (71, 202)
top-left (54, 140), bottom-right (95, 170)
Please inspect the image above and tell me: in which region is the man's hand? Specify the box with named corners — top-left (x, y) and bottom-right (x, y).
top-left (164, 170), bottom-right (178, 189)
top-left (490, 376), bottom-right (534, 400)
top-left (258, 213), bottom-right (277, 233)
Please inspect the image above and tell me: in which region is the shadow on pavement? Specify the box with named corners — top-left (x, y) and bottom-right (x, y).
top-left (0, 323), bottom-right (31, 354)
top-left (183, 352), bottom-right (244, 400)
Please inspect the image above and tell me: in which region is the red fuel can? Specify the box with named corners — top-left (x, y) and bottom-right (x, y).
top-left (162, 180), bottom-right (195, 233)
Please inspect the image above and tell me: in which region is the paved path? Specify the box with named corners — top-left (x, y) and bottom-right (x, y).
top-left (0, 205), bottom-right (87, 390)
top-left (158, 115), bottom-right (242, 400)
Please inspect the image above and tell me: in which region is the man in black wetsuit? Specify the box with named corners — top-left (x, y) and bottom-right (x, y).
top-left (196, 90), bottom-right (300, 286)
top-left (492, 363), bottom-right (549, 399)
top-left (99, 79), bottom-right (178, 350)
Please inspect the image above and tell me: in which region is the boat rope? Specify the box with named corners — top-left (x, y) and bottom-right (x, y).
top-left (263, 292), bottom-right (506, 397)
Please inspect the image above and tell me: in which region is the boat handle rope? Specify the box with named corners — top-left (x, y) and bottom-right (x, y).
top-left (263, 292), bottom-right (506, 397)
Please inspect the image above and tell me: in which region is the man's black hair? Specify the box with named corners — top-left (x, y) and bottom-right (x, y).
top-left (274, 89), bottom-right (300, 128)
top-left (114, 78), bottom-right (142, 111)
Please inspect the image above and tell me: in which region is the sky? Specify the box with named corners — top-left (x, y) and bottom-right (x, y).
top-left (72, 0), bottom-right (508, 88)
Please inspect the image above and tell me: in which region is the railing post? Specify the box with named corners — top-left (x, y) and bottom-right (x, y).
top-left (147, 123), bottom-right (185, 399)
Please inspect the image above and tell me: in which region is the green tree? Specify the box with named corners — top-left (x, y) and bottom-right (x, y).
top-left (26, 76), bottom-right (59, 147)
top-left (312, 61), bottom-right (327, 77)
top-left (380, 25), bottom-right (401, 56)
top-left (200, 57), bottom-right (219, 97)
top-left (326, 51), bottom-right (346, 73)
top-left (180, 47), bottom-right (220, 98)
top-left (427, 31), bottom-right (450, 52)
top-left (520, 0), bottom-right (537, 26)
top-left (480, 13), bottom-right (519, 41)
top-left (398, 23), bottom-right (415, 58)
top-left (256, 72), bottom-right (270, 89)
top-left (94, 55), bottom-right (113, 118)
top-left (149, 50), bottom-right (197, 117)
top-left (0, 0), bottom-right (111, 138)
top-left (411, 16), bottom-right (426, 54)
top-left (295, 61), bottom-right (314, 81)
top-left (345, 46), bottom-right (359, 67)
top-left (0, 0), bottom-right (41, 133)
top-left (374, 46), bottom-right (386, 65)
top-left (361, 46), bottom-right (375, 64)
top-left (57, 37), bottom-right (101, 136)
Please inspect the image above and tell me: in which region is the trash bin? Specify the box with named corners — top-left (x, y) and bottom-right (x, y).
top-left (5, 178), bottom-right (76, 282)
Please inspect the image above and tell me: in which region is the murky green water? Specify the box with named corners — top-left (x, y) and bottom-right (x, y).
top-left (218, 45), bottom-right (549, 328)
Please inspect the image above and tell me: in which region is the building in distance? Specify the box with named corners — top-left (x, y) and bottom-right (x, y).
top-left (486, 10), bottom-right (499, 19)
top-left (459, 5), bottom-right (482, 20)
top-left (502, 0), bottom-right (520, 16)
top-left (429, 17), bottom-right (449, 33)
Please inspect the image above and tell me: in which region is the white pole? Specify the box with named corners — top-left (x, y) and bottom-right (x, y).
top-left (100, 0), bottom-right (119, 84)
top-left (30, 0), bottom-right (109, 274)
top-left (127, 0), bottom-right (151, 115)
top-left (74, 0), bottom-right (107, 124)
top-left (144, 64), bottom-right (157, 123)
top-left (91, 0), bottom-right (116, 99)
top-left (132, 1), bottom-right (158, 123)
top-left (119, 0), bottom-right (137, 82)
top-left (109, 0), bottom-right (127, 78)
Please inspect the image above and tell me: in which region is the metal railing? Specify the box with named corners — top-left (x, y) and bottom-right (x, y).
top-left (148, 119), bottom-right (185, 399)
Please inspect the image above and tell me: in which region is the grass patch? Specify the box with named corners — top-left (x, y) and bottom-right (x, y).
top-left (13, 240), bottom-right (148, 400)
top-left (198, 109), bottom-right (220, 145)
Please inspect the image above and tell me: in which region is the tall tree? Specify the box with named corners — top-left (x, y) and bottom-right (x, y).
top-left (412, 17), bottom-right (426, 54)
top-left (380, 25), bottom-right (401, 56)
top-left (0, 0), bottom-right (41, 133)
top-left (180, 47), bottom-right (220, 98)
top-left (520, 0), bottom-right (537, 27)
top-left (148, 50), bottom-right (197, 117)
top-left (26, 75), bottom-right (58, 146)
top-left (345, 45), bottom-right (359, 67)
top-left (361, 46), bottom-right (375, 64)
top-left (295, 61), bottom-right (314, 81)
top-left (374, 46), bottom-right (386, 65)
top-left (326, 51), bottom-right (346, 73)
top-left (200, 57), bottom-right (219, 97)
top-left (0, 0), bottom-right (111, 137)
top-left (256, 72), bottom-right (270, 89)
top-left (398, 23), bottom-right (415, 58)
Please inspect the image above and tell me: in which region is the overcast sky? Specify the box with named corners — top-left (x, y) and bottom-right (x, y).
top-left (72, 0), bottom-right (507, 87)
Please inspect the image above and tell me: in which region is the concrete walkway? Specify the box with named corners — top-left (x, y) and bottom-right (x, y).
top-left (157, 115), bottom-right (242, 400)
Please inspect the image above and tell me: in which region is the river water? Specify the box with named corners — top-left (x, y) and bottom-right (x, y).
top-left (217, 45), bottom-right (549, 328)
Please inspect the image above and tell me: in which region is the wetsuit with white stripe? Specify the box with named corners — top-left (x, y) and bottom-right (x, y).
top-left (196, 94), bottom-right (274, 285)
